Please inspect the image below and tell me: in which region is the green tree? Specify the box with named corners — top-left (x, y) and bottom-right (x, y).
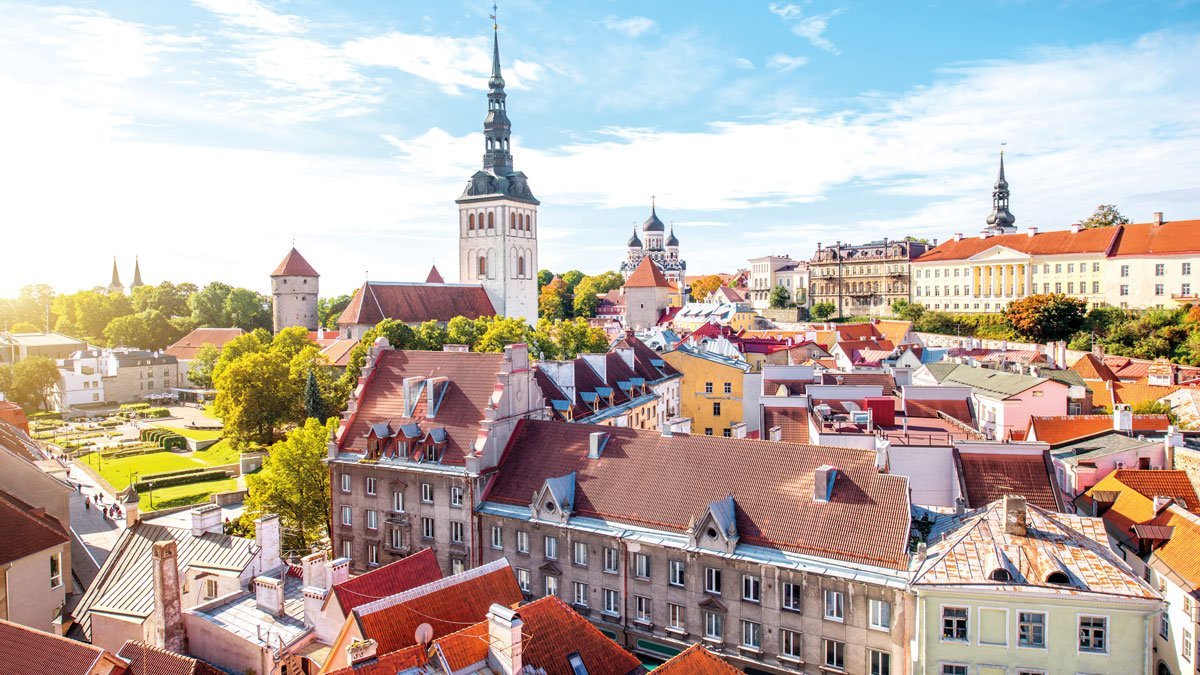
top-left (533, 318), bottom-right (609, 360)
top-left (212, 331), bottom-right (267, 382)
top-left (538, 278), bottom-right (570, 321)
top-left (187, 343), bottom-right (220, 388)
top-left (414, 320), bottom-right (448, 351)
top-left (4, 357), bottom-right (60, 411)
top-left (811, 301), bottom-right (836, 320)
top-left (132, 282), bottom-right (196, 317)
top-left (537, 269), bottom-right (554, 290)
top-left (224, 288), bottom-right (271, 331)
top-left (560, 270), bottom-right (585, 293)
top-left (1080, 204), bottom-right (1131, 229)
top-left (318, 293), bottom-right (353, 330)
top-left (571, 277), bottom-right (601, 318)
top-left (891, 299), bottom-right (926, 323)
top-left (476, 317), bottom-right (534, 353)
top-left (590, 271), bottom-right (626, 294)
top-left (303, 369), bottom-right (331, 422)
top-left (1004, 293), bottom-right (1087, 342)
top-left (103, 314), bottom-right (148, 348)
top-left (243, 417), bottom-right (335, 551)
top-left (9, 321), bottom-right (40, 333)
top-left (52, 290), bottom-right (133, 342)
top-left (189, 282), bottom-right (234, 326)
top-left (689, 275), bottom-right (724, 302)
top-left (1131, 400), bottom-right (1174, 420)
top-left (446, 316), bottom-right (486, 349)
top-left (214, 350), bottom-right (294, 447)
top-left (768, 284), bottom-right (792, 309)
top-left (270, 326), bottom-right (316, 362)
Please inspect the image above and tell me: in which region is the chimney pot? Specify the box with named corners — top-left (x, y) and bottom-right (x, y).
top-left (254, 575), bottom-right (285, 617)
top-left (191, 504), bottom-right (223, 538)
top-left (486, 603), bottom-right (524, 675)
top-left (1027, 227), bottom-right (1037, 237)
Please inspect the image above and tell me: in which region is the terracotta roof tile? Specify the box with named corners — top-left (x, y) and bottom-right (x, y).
top-left (0, 620), bottom-right (118, 675)
top-left (487, 420), bottom-right (912, 569)
top-left (430, 622), bottom-right (489, 672)
top-left (820, 371), bottom-right (897, 394)
top-left (327, 644), bottom-right (428, 675)
top-left (271, 247), bottom-right (320, 277)
top-left (0, 489), bottom-right (69, 566)
top-left (955, 451), bottom-right (1061, 511)
top-left (874, 320), bottom-right (912, 345)
top-left (165, 328), bottom-right (245, 361)
top-left (915, 226), bottom-right (1121, 263)
top-left (1027, 414), bottom-right (1169, 446)
top-left (1087, 470), bottom-right (1200, 542)
top-left (339, 282), bottom-right (496, 326)
top-left (332, 547), bottom-right (443, 615)
top-left (1151, 507), bottom-right (1200, 588)
top-left (1069, 354), bottom-right (1120, 382)
top-left (117, 640), bottom-right (223, 675)
top-left (319, 338), bottom-right (360, 368)
top-left (656, 643), bottom-right (742, 674)
top-left (1111, 219), bottom-right (1200, 256)
top-left (624, 257), bottom-right (673, 288)
top-left (763, 407), bottom-right (810, 443)
top-left (354, 559), bottom-right (523, 657)
top-left (425, 265), bottom-right (444, 284)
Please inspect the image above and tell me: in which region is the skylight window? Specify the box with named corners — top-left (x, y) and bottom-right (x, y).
top-left (567, 652), bottom-right (589, 675)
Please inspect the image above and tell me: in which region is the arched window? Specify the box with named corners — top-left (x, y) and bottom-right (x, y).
top-left (510, 212), bottom-right (516, 231)
top-left (478, 256), bottom-right (487, 277)
top-left (1045, 571), bottom-right (1070, 585)
top-left (518, 255), bottom-right (525, 277)
top-left (523, 214), bottom-right (529, 231)
top-left (988, 569), bottom-right (1012, 582)
top-left (468, 213), bottom-right (475, 231)
top-left (487, 212), bottom-right (494, 229)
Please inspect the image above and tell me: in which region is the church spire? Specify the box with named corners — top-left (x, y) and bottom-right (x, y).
top-left (131, 256), bottom-right (144, 288)
top-left (108, 257), bottom-right (124, 294)
top-left (985, 149), bottom-right (1016, 233)
top-left (482, 3), bottom-right (513, 176)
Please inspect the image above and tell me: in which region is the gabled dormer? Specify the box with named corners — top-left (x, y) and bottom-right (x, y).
top-left (530, 472), bottom-right (576, 524)
top-left (363, 422), bottom-right (394, 460)
top-left (689, 495), bottom-right (739, 554)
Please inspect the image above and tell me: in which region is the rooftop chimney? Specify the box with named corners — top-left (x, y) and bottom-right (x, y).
top-left (301, 551), bottom-right (330, 629)
top-left (1113, 404), bottom-right (1133, 434)
top-left (151, 540), bottom-right (186, 653)
top-left (191, 504), bottom-right (223, 538)
top-left (730, 422), bottom-right (747, 439)
top-left (588, 431), bottom-right (609, 459)
top-left (327, 557), bottom-right (351, 588)
top-left (1154, 211), bottom-right (1164, 226)
top-left (254, 575), bottom-right (284, 616)
top-left (346, 638), bottom-right (379, 666)
top-left (954, 233), bottom-right (964, 242)
top-left (486, 604), bottom-right (524, 675)
top-left (443, 344), bottom-right (469, 353)
top-left (768, 426), bottom-right (783, 442)
top-left (813, 465), bottom-right (837, 503)
top-left (1004, 494), bottom-right (1027, 536)
top-left (1070, 223), bottom-right (1082, 234)
top-left (255, 514), bottom-right (282, 573)
top-left (1027, 227), bottom-right (1037, 237)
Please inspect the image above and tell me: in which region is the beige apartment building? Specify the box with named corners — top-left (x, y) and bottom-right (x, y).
top-left (809, 239), bottom-right (931, 318)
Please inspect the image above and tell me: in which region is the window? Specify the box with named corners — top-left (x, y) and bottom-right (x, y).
top-left (1156, 263), bottom-right (1166, 276)
top-left (781, 582), bottom-right (801, 611)
top-left (366, 509), bottom-right (378, 530)
top-left (1183, 627), bottom-right (1193, 662)
top-left (567, 653), bottom-right (587, 675)
top-left (635, 596), bottom-right (652, 623)
top-left (1093, 281), bottom-right (1100, 294)
top-left (389, 528), bottom-right (403, 550)
top-left (545, 536), bottom-right (558, 559)
top-left (869, 650), bottom-right (891, 675)
top-left (723, 382), bottom-right (732, 394)
top-left (712, 402), bottom-right (721, 417)
top-left (421, 517), bottom-right (434, 539)
top-left (941, 666), bottom-right (967, 675)
top-left (516, 568), bottom-right (531, 593)
top-left (450, 521), bottom-right (464, 543)
top-left (342, 540), bottom-right (351, 559)
top-left (516, 530), bottom-right (529, 554)
top-left (478, 256), bottom-right (487, 277)
top-left (1156, 284), bottom-right (1165, 296)
top-left (1160, 611), bottom-right (1170, 638)
top-left (450, 486), bottom-right (464, 508)
top-left (741, 620), bottom-right (761, 650)
top-left (574, 541), bottom-right (589, 567)
top-left (368, 544), bottom-right (378, 565)
top-left (722, 428), bottom-right (732, 437)
top-left (668, 603), bottom-right (686, 631)
top-left (1094, 262), bottom-right (1101, 272)
top-left (1120, 284), bottom-right (1129, 296)
top-left (1067, 282), bottom-right (1074, 293)
top-left (669, 560), bottom-right (685, 587)
top-left (823, 639), bottom-right (845, 671)
top-left (869, 598), bottom-right (892, 631)
top-left (1055, 282), bottom-right (1062, 293)
top-left (340, 506), bottom-right (352, 526)
top-left (742, 574), bottom-right (760, 602)
top-left (704, 611), bottom-right (724, 640)
top-left (340, 474), bottom-right (351, 493)
top-left (365, 477), bottom-right (376, 495)
top-left (1055, 264), bottom-right (1062, 273)
top-left (49, 553), bottom-right (62, 589)
top-left (1018, 611), bottom-right (1045, 647)
top-left (421, 483), bottom-right (433, 503)
top-left (1184, 283), bottom-right (1193, 296)
top-left (1067, 263), bottom-right (1074, 273)
top-left (545, 575), bottom-right (559, 597)
top-left (600, 542), bottom-right (619, 569)
top-left (704, 382), bottom-right (713, 393)
top-left (705, 567), bottom-right (722, 594)
top-left (603, 588), bottom-right (620, 616)
top-left (1185, 262), bottom-right (1193, 275)
top-left (634, 553), bottom-right (651, 579)
top-left (205, 578), bottom-right (219, 599)
top-left (1079, 616), bottom-right (1107, 653)
top-left (391, 490), bottom-right (404, 512)
top-left (491, 525), bottom-right (503, 549)
top-left (942, 606), bottom-right (968, 641)
top-left (704, 428), bottom-right (713, 436)
top-left (781, 629), bottom-right (802, 659)
top-left (824, 589), bottom-right (844, 621)
top-left (573, 581), bottom-right (589, 607)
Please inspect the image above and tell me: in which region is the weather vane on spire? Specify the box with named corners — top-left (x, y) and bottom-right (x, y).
top-left (490, 2), bottom-right (498, 30)
top-left (1000, 140), bottom-right (1007, 156)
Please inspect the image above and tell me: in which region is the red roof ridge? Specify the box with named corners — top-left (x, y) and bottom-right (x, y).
top-left (332, 547), bottom-right (442, 614)
top-left (624, 256), bottom-right (673, 288)
top-left (271, 247), bottom-right (319, 277)
top-left (425, 265), bottom-right (445, 284)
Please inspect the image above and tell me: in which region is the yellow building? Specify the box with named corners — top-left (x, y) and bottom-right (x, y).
top-left (661, 346), bottom-right (755, 437)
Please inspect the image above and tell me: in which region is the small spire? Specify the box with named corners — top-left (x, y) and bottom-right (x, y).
top-left (110, 257), bottom-right (122, 288)
top-left (651, 194), bottom-right (657, 213)
top-left (489, 3), bottom-right (503, 87)
top-left (132, 256), bottom-right (143, 288)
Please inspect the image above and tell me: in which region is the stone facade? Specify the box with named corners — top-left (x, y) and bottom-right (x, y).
top-left (809, 239), bottom-right (930, 319)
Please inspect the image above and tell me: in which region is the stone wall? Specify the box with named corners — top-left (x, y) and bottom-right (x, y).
top-left (1173, 447), bottom-right (1200, 491)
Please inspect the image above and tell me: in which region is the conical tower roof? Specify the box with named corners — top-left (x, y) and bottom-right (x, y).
top-left (425, 265), bottom-right (444, 284)
top-left (624, 256), bottom-right (672, 289)
top-left (131, 257), bottom-right (144, 288)
top-left (271, 247), bottom-right (320, 277)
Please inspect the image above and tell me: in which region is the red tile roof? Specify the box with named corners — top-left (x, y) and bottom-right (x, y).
top-left (656, 643), bottom-right (742, 674)
top-left (338, 282), bottom-right (496, 326)
top-left (0, 619), bottom-right (121, 675)
top-left (820, 371), bottom-right (897, 394)
top-left (338, 350), bottom-right (506, 466)
top-left (487, 420), bottom-right (912, 569)
top-left (332, 547), bottom-right (443, 615)
top-left (165, 327), bottom-right (245, 361)
top-left (1150, 507), bottom-right (1200, 588)
top-left (0, 490), bottom-right (69, 566)
top-left (763, 407), bottom-right (810, 443)
top-left (1087, 470), bottom-right (1200, 542)
top-left (1026, 414), bottom-right (1170, 446)
top-left (424, 265), bottom-right (444, 284)
top-left (327, 644), bottom-right (428, 675)
top-left (1071, 353), bottom-right (1119, 383)
top-left (955, 451), bottom-right (1062, 511)
top-left (319, 338), bottom-right (360, 368)
top-left (624, 256), bottom-right (673, 289)
top-left (430, 622), bottom-right (489, 672)
top-left (353, 560), bottom-right (523, 658)
top-left (117, 640), bottom-right (223, 675)
top-left (0, 401), bottom-right (29, 435)
top-left (915, 226), bottom-right (1121, 263)
top-left (1111, 219), bottom-right (1200, 256)
top-left (271, 247), bottom-right (320, 277)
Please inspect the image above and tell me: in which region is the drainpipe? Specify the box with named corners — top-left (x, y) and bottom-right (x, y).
top-left (620, 537), bottom-right (630, 649)
top-left (470, 478), bottom-right (480, 568)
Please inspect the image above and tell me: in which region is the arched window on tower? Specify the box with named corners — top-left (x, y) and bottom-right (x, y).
top-left (517, 255), bottom-right (525, 278)
top-left (487, 212), bottom-right (494, 230)
top-left (510, 212), bottom-right (516, 231)
top-left (468, 213), bottom-right (475, 231)
top-left (478, 256), bottom-right (487, 278)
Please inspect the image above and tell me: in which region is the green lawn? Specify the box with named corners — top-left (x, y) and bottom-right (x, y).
top-left (194, 439), bottom-right (241, 466)
top-left (154, 425), bottom-right (222, 441)
top-left (140, 477), bottom-right (240, 512)
top-left (79, 443), bottom-right (242, 491)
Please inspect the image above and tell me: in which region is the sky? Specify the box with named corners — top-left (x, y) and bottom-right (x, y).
top-left (2, 0), bottom-right (1199, 298)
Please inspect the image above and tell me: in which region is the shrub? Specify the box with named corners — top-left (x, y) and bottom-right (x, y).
top-left (140, 467), bottom-right (208, 481)
top-left (133, 469), bottom-right (230, 492)
top-left (120, 403), bottom-right (151, 412)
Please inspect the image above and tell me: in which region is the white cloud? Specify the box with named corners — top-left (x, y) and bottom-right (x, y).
top-left (732, 57), bottom-right (755, 69)
top-left (43, 9), bottom-right (201, 81)
top-left (766, 53), bottom-right (809, 71)
top-left (791, 12), bottom-right (842, 54)
top-left (768, 3), bottom-right (804, 20)
top-left (603, 16), bottom-right (658, 37)
top-left (191, 0), bottom-right (305, 35)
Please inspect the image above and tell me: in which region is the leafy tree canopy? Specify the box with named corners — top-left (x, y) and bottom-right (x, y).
top-left (1080, 204), bottom-right (1131, 229)
top-left (768, 284), bottom-right (793, 309)
top-left (243, 417), bottom-right (336, 551)
top-left (1004, 293), bottom-right (1087, 342)
top-left (811, 301), bottom-right (836, 320)
top-left (690, 275), bottom-right (725, 302)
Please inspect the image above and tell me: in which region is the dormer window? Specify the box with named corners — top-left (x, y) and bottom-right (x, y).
top-left (988, 568), bottom-right (1012, 582)
top-left (706, 527), bottom-right (719, 540)
top-left (1046, 571), bottom-right (1070, 585)
top-left (423, 444), bottom-right (439, 462)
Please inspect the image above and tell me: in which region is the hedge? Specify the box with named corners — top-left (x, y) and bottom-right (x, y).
top-left (133, 469), bottom-right (230, 492)
top-left (140, 467), bottom-right (208, 481)
top-left (140, 428), bottom-right (186, 451)
top-left (120, 403), bottom-right (151, 412)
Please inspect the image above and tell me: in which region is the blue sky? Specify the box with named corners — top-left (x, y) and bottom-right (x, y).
top-left (2, 0), bottom-right (1199, 298)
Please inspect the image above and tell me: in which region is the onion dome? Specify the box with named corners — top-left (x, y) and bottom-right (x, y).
top-left (666, 226), bottom-right (679, 247)
top-left (641, 201), bottom-right (665, 233)
top-left (627, 228), bottom-right (642, 248)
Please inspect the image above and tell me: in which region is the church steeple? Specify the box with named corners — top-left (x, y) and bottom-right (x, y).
top-left (482, 5), bottom-right (513, 177)
top-left (985, 150), bottom-right (1016, 234)
top-left (108, 257), bottom-right (124, 294)
top-left (131, 256), bottom-right (144, 289)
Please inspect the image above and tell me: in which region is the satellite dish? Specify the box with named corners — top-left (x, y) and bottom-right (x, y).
top-left (415, 623), bottom-right (434, 647)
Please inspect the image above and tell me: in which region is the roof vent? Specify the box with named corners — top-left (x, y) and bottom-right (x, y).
top-left (1004, 494), bottom-right (1027, 536)
top-left (1026, 227), bottom-right (1037, 237)
top-left (813, 465), bottom-right (838, 503)
top-left (953, 233), bottom-right (964, 242)
top-left (588, 431), bottom-right (609, 459)
top-left (1153, 211), bottom-right (1164, 226)
top-left (1070, 223), bottom-right (1082, 234)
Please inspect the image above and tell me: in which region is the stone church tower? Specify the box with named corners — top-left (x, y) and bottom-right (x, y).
top-left (456, 18), bottom-right (538, 322)
top-left (270, 247), bottom-right (319, 333)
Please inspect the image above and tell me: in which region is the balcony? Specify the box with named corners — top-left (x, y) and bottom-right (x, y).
top-left (1171, 294), bottom-right (1199, 304)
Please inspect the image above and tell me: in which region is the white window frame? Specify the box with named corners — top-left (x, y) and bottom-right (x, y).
top-left (634, 553), bottom-right (650, 579)
top-left (824, 589), bottom-right (844, 622)
top-left (1018, 610), bottom-right (1046, 649)
top-left (573, 581), bottom-right (588, 607)
top-left (421, 482), bottom-right (433, 503)
top-left (421, 517), bottom-right (434, 539)
top-left (544, 535), bottom-right (558, 560)
top-left (742, 574), bottom-right (760, 603)
top-left (780, 629), bottom-right (802, 660)
top-left (941, 605), bottom-right (969, 643)
top-left (450, 486), bottom-right (464, 508)
top-left (340, 474), bottom-right (351, 493)
top-left (668, 559), bottom-right (685, 587)
top-left (705, 567), bottom-right (722, 595)
top-left (204, 578), bottom-right (219, 599)
top-left (939, 665), bottom-right (968, 675)
top-left (390, 528), bottom-right (403, 549)
top-left (869, 649), bottom-right (891, 675)
top-left (491, 525), bottom-right (503, 549)
top-left (366, 509), bottom-right (378, 530)
top-left (703, 611), bottom-right (723, 641)
top-left (516, 568), bottom-right (531, 593)
top-left (516, 530), bottom-right (529, 554)
top-left (367, 544), bottom-right (378, 565)
top-left (635, 595), bottom-right (652, 623)
top-left (340, 506), bottom-right (352, 526)
top-left (740, 620), bottom-right (761, 650)
top-left (668, 603), bottom-right (685, 632)
top-left (391, 490), bottom-right (404, 512)
top-left (602, 588), bottom-right (620, 617)
top-left (545, 575), bottom-right (559, 597)
top-left (49, 552), bottom-right (62, 589)
top-left (869, 598), bottom-right (891, 631)
top-left (574, 541), bottom-right (589, 567)
top-left (365, 476), bottom-right (376, 495)
top-left (1078, 614), bottom-right (1108, 654)
top-left (603, 546), bottom-right (619, 573)
top-left (823, 638), bottom-right (845, 671)
top-left (450, 521), bottom-right (464, 544)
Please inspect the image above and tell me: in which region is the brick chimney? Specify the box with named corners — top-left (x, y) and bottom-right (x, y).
top-left (327, 557), bottom-right (351, 587)
top-left (254, 575), bottom-right (284, 616)
top-left (1004, 495), bottom-right (1027, 537)
top-left (486, 604), bottom-right (524, 675)
top-left (301, 551), bottom-right (330, 629)
top-left (151, 540), bottom-right (186, 653)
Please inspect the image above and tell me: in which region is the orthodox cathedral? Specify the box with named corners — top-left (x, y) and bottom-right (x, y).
top-left (620, 200), bottom-right (686, 284)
